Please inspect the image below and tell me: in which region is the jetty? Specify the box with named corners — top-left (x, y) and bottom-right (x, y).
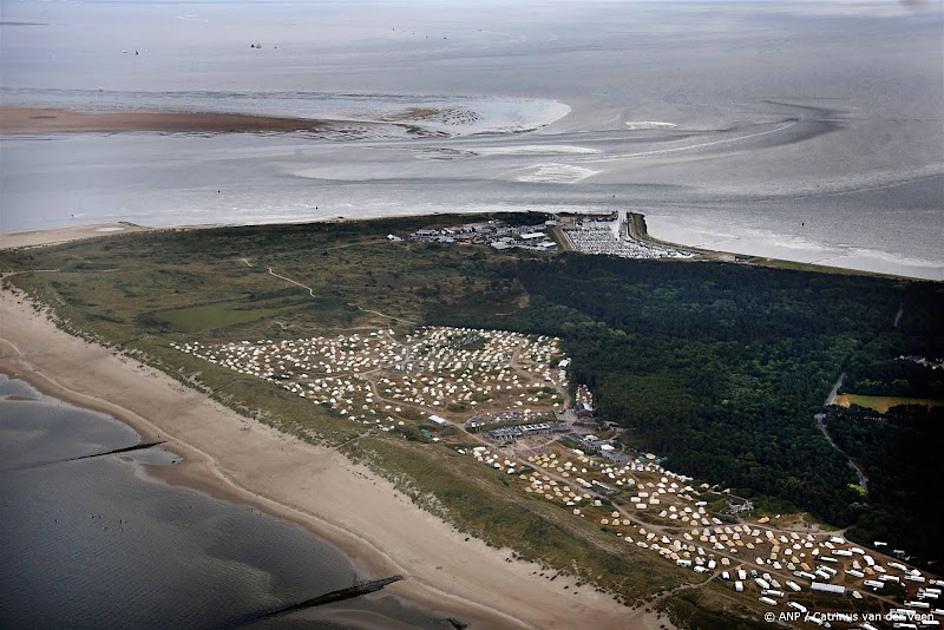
top-left (230, 576), bottom-right (405, 626)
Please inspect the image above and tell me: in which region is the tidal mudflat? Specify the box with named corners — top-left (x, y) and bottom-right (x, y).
top-left (1, 0), bottom-right (941, 279)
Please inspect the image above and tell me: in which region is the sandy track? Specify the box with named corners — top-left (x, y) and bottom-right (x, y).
top-left (0, 280), bottom-right (661, 629)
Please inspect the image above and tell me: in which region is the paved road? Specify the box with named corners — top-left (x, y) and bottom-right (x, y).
top-left (824, 372), bottom-right (845, 407)
top-left (816, 372), bottom-right (869, 490)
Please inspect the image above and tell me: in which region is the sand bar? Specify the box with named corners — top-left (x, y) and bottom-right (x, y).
top-left (0, 225), bottom-right (665, 629)
top-left (0, 107), bottom-right (334, 134)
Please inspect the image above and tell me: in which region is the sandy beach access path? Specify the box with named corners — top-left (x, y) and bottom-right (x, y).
top-left (0, 230), bottom-right (668, 630)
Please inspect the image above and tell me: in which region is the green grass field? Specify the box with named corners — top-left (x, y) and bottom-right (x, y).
top-left (155, 294), bottom-right (312, 332)
top-left (835, 393), bottom-right (944, 413)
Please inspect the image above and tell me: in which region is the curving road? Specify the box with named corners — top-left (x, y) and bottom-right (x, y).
top-left (816, 373), bottom-right (869, 491)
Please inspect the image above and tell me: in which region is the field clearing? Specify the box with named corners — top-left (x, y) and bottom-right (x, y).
top-left (157, 295), bottom-right (312, 333)
top-left (835, 393), bottom-right (944, 413)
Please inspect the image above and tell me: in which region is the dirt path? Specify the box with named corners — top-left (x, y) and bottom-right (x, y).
top-left (267, 266), bottom-right (316, 298)
top-left (354, 305), bottom-right (416, 324)
top-left (255, 262), bottom-right (416, 324)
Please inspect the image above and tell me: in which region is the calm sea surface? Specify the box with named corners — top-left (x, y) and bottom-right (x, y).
top-left (0, 375), bottom-right (456, 629)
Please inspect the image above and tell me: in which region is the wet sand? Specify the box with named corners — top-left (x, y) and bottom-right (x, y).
top-left (0, 107), bottom-right (333, 134)
top-left (0, 228), bottom-right (667, 630)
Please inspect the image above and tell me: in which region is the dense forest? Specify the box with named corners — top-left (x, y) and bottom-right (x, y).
top-left (842, 358), bottom-right (944, 398)
top-left (841, 284), bottom-right (944, 398)
top-left (826, 404), bottom-right (944, 567)
top-left (433, 254), bottom-right (943, 539)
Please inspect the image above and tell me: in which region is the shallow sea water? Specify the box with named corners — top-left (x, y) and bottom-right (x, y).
top-left (0, 375), bottom-right (457, 629)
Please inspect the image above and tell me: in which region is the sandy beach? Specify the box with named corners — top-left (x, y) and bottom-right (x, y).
top-left (0, 223), bottom-right (150, 250)
top-left (0, 229), bottom-right (668, 629)
top-left (0, 107), bottom-right (337, 134)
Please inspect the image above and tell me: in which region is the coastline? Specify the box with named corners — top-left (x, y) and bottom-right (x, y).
top-left (0, 270), bottom-right (661, 629)
top-left (3, 210), bottom-right (938, 283)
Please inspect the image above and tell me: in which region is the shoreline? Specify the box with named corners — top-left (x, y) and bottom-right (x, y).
top-left (627, 213), bottom-right (926, 281)
top-left (2, 211), bottom-right (938, 282)
top-left (0, 282), bottom-right (660, 629)
top-left (0, 366), bottom-right (466, 628)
